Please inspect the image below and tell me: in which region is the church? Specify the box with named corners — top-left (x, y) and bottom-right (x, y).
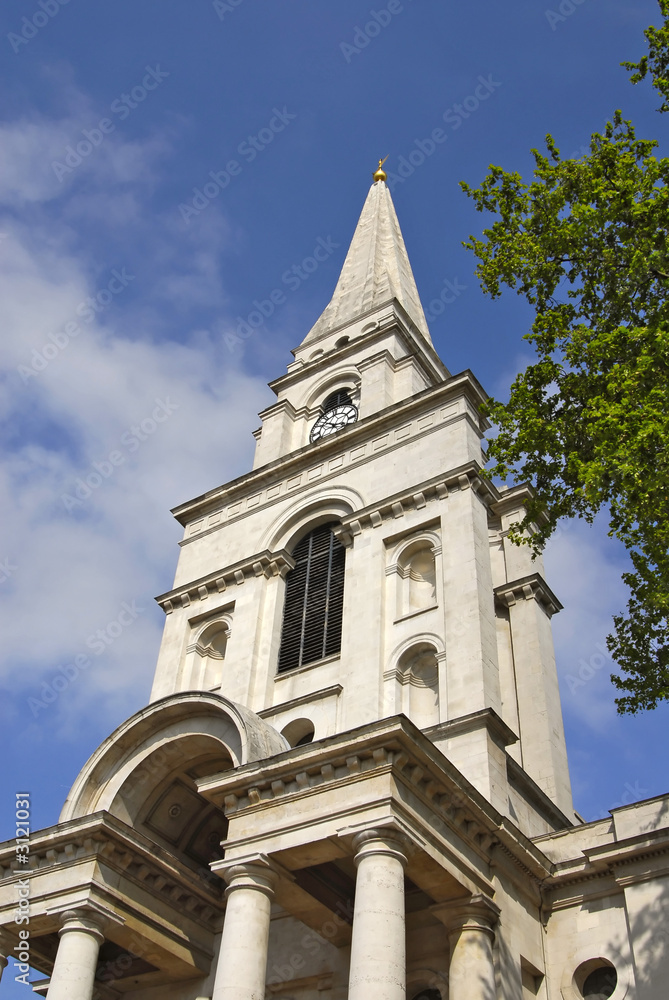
top-left (1, 164), bottom-right (667, 1000)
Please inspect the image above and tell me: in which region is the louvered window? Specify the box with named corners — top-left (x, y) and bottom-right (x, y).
top-left (321, 389), bottom-right (352, 412)
top-left (277, 522), bottom-right (346, 674)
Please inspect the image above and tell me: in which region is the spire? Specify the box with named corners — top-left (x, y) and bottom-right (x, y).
top-left (300, 172), bottom-right (432, 347)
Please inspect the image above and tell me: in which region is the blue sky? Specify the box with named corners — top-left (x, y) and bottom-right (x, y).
top-left (1, 0), bottom-right (668, 987)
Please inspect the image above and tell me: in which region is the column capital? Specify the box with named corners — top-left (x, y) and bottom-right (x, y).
top-left (212, 854), bottom-right (280, 900)
top-left (351, 827), bottom-right (409, 869)
top-left (47, 900), bottom-right (123, 943)
top-left (431, 893), bottom-right (500, 938)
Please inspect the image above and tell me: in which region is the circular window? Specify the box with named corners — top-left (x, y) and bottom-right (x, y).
top-left (411, 991), bottom-right (441, 1000)
top-left (583, 967), bottom-right (617, 999)
top-left (574, 960), bottom-right (617, 1000)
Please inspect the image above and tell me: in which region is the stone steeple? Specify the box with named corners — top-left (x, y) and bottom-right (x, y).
top-left (300, 177), bottom-right (432, 348)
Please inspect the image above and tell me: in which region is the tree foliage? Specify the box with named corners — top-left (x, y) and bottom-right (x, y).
top-left (623, 0), bottom-right (669, 113)
top-left (462, 5), bottom-right (669, 713)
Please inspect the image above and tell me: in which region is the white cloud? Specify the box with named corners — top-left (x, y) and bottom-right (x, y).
top-left (544, 512), bottom-right (630, 732)
top-left (0, 102), bottom-right (273, 733)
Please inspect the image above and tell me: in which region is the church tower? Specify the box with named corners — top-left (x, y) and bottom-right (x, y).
top-left (2, 167), bottom-right (665, 1000)
top-left (149, 164), bottom-right (573, 825)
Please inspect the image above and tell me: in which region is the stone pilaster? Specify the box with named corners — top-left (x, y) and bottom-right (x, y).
top-left (348, 828), bottom-right (409, 1000)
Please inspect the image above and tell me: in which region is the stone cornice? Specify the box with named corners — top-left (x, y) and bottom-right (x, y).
top-left (160, 461), bottom-right (495, 607)
top-left (155, 549), bottom-right (294, 614)
top-left (171, 371), bottom-right (489, 529)
top-left (494, 573), bottom-right (563, 618)
top-left (257, 684), bottom-right (343, 719)
top-left (334, 463), bottom-right (494, 545)
top-left (489, 483), bottom-right (535, 518)
top-left (0, 812), bottom-right (223, 929)
top-left (539, 826), bottom-right (669, 910)
top-left (283, 297), bottom-right (449, 380)
top-left (425, 708), bottom-right (518, 751)
top-left (583, 829), bottom-right (669, 876)
top-left (256, 396), bottom-right (298, 421)
top-left (195, 716), bottom-right (553, 886)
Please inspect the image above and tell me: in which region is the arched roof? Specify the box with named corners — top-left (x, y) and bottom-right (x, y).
top-left (60, 692), bottom-right (288, 822)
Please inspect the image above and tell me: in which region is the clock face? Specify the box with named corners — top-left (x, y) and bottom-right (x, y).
top-left (310, 403), bottom-right (358, 442)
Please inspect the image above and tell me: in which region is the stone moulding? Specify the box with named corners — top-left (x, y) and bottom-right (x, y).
top-left (171, 371), bottom-right (490, 531)
top-left (257, 683), bottom-right (343, 719)
top-left (334, 462), bottom-right (491, 546)
top-left (425, 707), bottom-right (519, 751)
top-left (506, 757), bottom-right (575, 833)
top-left (156, 548), bottom-right (295, 614)
top-left (195, 717), bottom-right (553, 888)
top-left (157, 461), bottom-right (496, 615)
top-left (494, 572), bottom-right (563, 618)
top-left (0, 812), bottom-right (224, 931)
top-left (546, 828), bottom-right (669, 902)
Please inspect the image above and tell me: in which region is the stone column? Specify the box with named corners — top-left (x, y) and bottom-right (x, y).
top-left (433, 894), bottom-right (500, 1000)
top-left (47, 910), bottom-right (105, 1000)
top-left (348, 828), bottom-right (409, 1000)
top-left (211, 859), bottom-right (278, 1000)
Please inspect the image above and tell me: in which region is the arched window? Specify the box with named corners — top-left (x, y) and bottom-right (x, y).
top-left (277, 522), bottom-right (346, 673)
top-left (397, 643), bottom-right (440, 729)
top-left (184, 619), bottom-right (230, 692)
top-left (407, 547), bottom-right (437, 611)
top-left (281, 718), bottom-right (316, 747)
top-left (321, 388), bottom-right (353, 411)
top-left (395, 539), bottom-right (438, 619)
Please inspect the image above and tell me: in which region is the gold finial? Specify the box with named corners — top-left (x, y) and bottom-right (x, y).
top-left (373, 156), bottom-right (388, 182)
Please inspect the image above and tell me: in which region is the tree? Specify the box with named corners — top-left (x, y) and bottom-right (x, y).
top-left (623, 0), bottom-right (669, 113)
top-left (461, 3), bottom-right (669, 714)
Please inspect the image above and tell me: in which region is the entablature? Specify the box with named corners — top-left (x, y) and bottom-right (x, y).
top-left (0, 811), bottom-right (223, 989)
top-left (173, 372), bottom-right (491, 536)
top-left (0, 812), bottom-right (224, 925)
top-left (334, 462), bottom-right (494, 546)
top-left (196, 716), bottom-right (553, 898)
top-left (155, 548), bottom-right (294, 614)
